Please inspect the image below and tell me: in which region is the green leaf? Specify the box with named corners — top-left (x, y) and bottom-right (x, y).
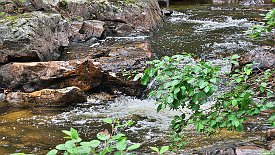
top-left (233, 119), bottom-right (240, 127)
top-left (65, 140), bottom-right (75, 149)
top-left (204, 86), bottom-right (210, 93)
top-left (157, 104), bottom-right (166, 112)
top-left (111, 134), bottom-right (126, 140)
top-left (210, 120), bottom-right (217, 127)
top-left (196, 122), bottom-right (204, 132)
top-left (62, 130), bottom-right (71, 137)
top-left (127, 143), bottom-right (141, 151)
top-left (231, 54), bottom-right (240, 59)
top-left (236, 123), bottom-right (244, 132)
top-left (114, 151), bottom-right (122, 155)
top-left (46, 149), bottom-right (58, 155)
top-left (56, 144), bottom-right (67, 150)
top-left (266, 102), bottom-right (275, 108)
top-left (228, 114), bottom-right (237, 121)
top-left (80, 140), bottom-right (101, 148)
top-left (166, 95), bottom-right (174, 104)
top-left (198, 80), bottom-right (208, 89)
top-left (160, 146), bottom-right (169, 154)
top-left (232, 99), bottom-right (238, 107)
top-left (116, 139), bottom-right (127, 151)
top-left (70, 128), bottom-right (79, 140)
top-left (97, 133), bottom-right (110, 141)
top-left (150, 147), bottom-right (159, 153)
top-left (103, 118), bottom-right (113, 124)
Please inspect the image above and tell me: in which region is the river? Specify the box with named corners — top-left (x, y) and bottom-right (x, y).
top-left (0, 4), bottom-right (274, 155)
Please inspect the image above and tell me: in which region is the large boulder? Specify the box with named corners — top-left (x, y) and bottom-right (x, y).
top-left (0, 60), bottom-right (104, 92)
top-left (61, 41), bottom-right (153, 96)
top-left (0, 11), bottom-right (70, 64)
top-left (0, 0), bottom-right (163, 35)
top-left (61, 42), bottom-right (152, 72)
top-left (4, 86), bottom-right (87, 107)
top-left (238, 46), bottom-right (275, 70)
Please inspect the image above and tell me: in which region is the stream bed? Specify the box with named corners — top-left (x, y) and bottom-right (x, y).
top-left (0, 4), bottom-right (274, 155)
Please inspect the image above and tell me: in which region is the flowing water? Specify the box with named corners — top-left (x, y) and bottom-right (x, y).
top-left (0, 4), bottom-right (274, 155)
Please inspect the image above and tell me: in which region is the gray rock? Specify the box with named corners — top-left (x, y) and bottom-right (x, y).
top-left (238, 46), bottom-right (275, 70)
top-left (80, 20), bottom-right (105, 38)
top-left (0, 12), bottom-right (70, 64)
top-left (235, 146), bottom-right (266, 155)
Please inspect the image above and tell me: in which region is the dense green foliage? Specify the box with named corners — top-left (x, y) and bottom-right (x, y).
top-left (135, 54), bottom-right (274, 134)
top-left (247, 9), bottom-right (275, 38)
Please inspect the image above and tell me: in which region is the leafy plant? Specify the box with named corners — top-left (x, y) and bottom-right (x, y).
top-left (150, 146), bottom-right (169, 154)
top-left (135, 54), bottom-right (274, 135)
top-left (46, 118), bottom-right (140, 155)
top-left (169, 132), bottom-right (187, 151)
top-left (247, 9), bottom-right (275, 39)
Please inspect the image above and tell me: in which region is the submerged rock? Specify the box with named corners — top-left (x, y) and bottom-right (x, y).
top-left (4, 86), bottom-right (87, 107)
top-left (0, 60), bottom-right (104, 92)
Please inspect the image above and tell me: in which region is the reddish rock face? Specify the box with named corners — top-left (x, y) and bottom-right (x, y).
top-left (80, 20), bottom-right (105, 38)
top-left (60, 42), bottom-right (153, 96)
top-left (5, 86), bottom-right (87, 107)
top-left (0, 60), bottom-right (104, 92)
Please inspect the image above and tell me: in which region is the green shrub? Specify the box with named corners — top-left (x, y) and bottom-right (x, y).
top-left (247, 9), bottom-right (275, 39)
top-left (135, 54), bottom-right (274, 134)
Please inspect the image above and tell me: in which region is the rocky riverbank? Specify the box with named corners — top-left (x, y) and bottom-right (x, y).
top-left (0, 0), bottom-right (163, 107)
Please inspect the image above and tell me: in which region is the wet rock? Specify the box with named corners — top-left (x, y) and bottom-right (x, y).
top-left (158, 0), bottom-right (169, 7)
top-left (0, 12), bottom-right (70, 64)
top-left (80, 20), bottom-right (105, 38)
top-left (61, 42), bottom-right (153, 96)
top-left (89, 92), bottom-right (117, 102)
top-left (162, 9), bottom-right (173, 16)
top-left (266, 128), bottom-right (275, 141)
top-left (235, 145), bottom-right (266, 155)
top-left (5, 87), bottom-right (87, 107)
top-left (114, 23), bottom-right (134, 36)
top-left (0, 60), bottom-right (104, 92)
top-left (61, 42), bottom-right (152, 72)
top-left (238, 46), bottom-right (275, 70)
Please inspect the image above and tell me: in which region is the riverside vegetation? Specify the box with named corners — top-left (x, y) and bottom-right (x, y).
top-left (10, 8), bottom-right (275, 155)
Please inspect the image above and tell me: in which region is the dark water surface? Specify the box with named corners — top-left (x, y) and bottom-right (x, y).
top-left (150, 4), bottom-right (274, 58)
